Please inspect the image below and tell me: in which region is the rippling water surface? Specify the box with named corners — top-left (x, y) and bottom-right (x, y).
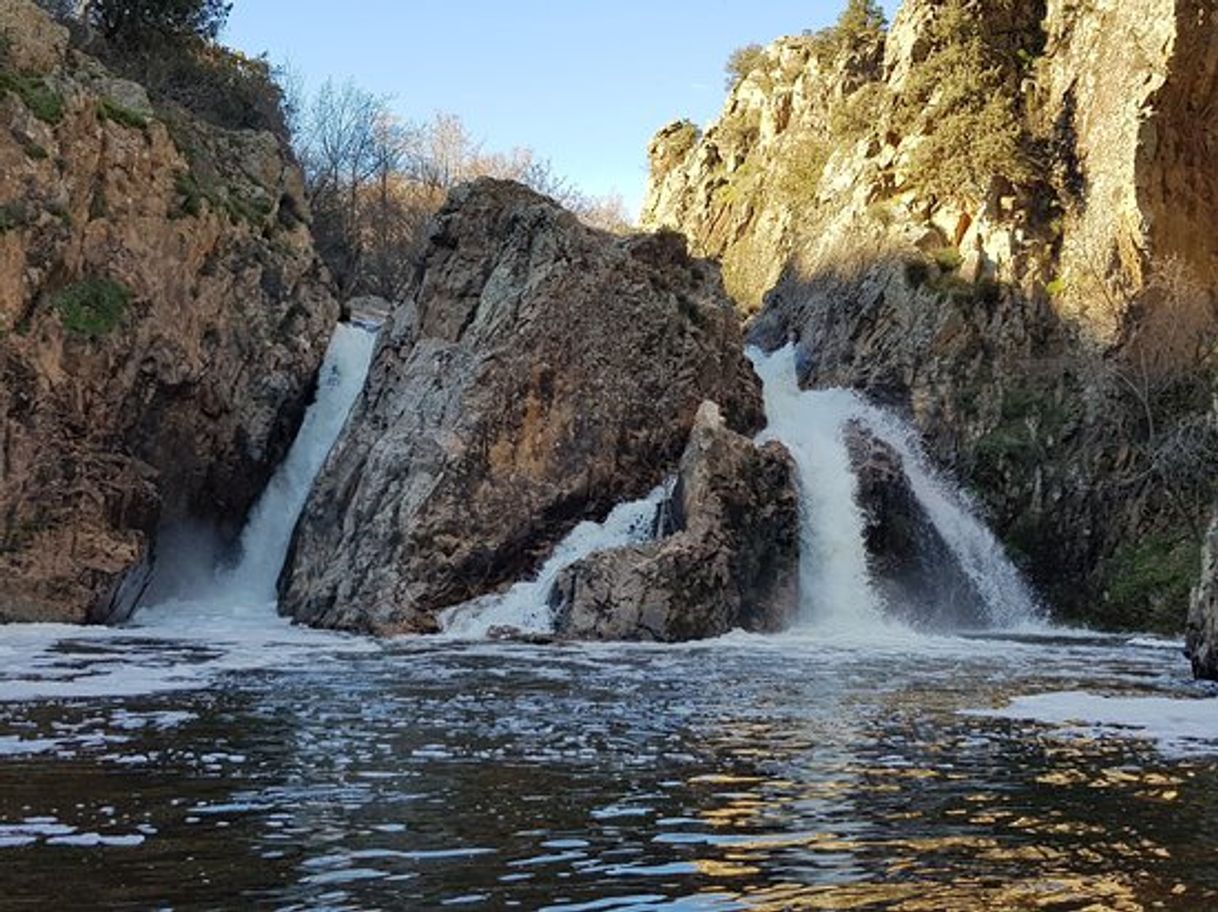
top-left (1, 627), bottom-right (1217, 911)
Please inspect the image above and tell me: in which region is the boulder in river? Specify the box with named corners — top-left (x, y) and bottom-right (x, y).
top-left (279, 179), bottom-right (764, 635)
top-left (551, 401), bottom-right (800, 641)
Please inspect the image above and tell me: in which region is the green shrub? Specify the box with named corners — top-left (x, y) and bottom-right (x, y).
top-left (1105, 535), bottom-right (1200, 632)
top-left (808, 0), bottom-right (887, 61)
top-left (932, 246), bottom-right (964, 272)
top-left (0, 202), bottom-right (27, 233)
top-left (53, 278), bottom-right (131, 338)
top-left (1046, 276), bottom-right (1067, 297)
top-left (172, 170), bottom-right (204, 218)
top-left (775, 132), bottom-right (830, 210)
top-left (666, 120), bottom-right (700, 161)
top-left (0, 71), bottom-right (65, 124)
top-left (724, 44), bottom-right (766, 90)
top-left (98, 97), bottom-right (149, 130)
top-left (24, 142), bottom-right (49, 160)
top-left (896, 0), bottom-right (1034, 201)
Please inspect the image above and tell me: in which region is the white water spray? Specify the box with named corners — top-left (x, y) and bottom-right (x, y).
top-left (750, 345), bottom-right (1041, 632)
top-left (134, 323), bottom-right (377, 630)
top-left (441, 485), bottom-right (670, 638)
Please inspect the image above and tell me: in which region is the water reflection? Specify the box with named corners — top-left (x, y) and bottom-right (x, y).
top-left (0, 633), bottom-right (1215, 909)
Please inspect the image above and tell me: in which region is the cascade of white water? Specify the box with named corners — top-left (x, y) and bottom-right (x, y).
top-left (749, 346), bottom-right (890, 633)
top-left (440, 484), bottom-right (670, 638)
top-left (750, 344), bottom-right (1042, 631)
top-left (134, 323), bottom-right (377, 629)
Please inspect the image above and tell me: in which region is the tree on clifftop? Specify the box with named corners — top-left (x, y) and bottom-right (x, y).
top-left (837, 0), bottom-right (886, 39)
top-left (86, 0), bottom-right (232, 47)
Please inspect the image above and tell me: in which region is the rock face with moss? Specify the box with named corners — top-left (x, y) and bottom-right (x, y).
top-left (279, 179), bottom-right (763, 636)
top-left (551, 401), bottom-right (799, 642)
top-left (0, 0), bottom-right (338, 623)
top-left (644, 0), bottom-right (1218, 635)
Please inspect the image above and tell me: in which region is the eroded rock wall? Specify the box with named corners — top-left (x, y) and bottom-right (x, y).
top-left (0, 1), bottom-right (339, 623)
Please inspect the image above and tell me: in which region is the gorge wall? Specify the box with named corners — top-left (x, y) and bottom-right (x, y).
top-left (0, 1), bottom-right (338, 623)
top-left (643, 0), bottom-right (1218, 634)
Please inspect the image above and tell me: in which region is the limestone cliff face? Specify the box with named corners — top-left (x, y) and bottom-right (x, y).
top-left (0, 1), bottom-right (339, 623)
top-left (644, 0), bottom-right (1218, 631)
top-left (279, 179), bottom-right (763, 636)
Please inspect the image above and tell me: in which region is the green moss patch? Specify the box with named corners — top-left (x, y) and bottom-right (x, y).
top-left (53, 279), bottom-right (131, 338)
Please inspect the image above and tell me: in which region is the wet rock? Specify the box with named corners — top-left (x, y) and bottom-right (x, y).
top-left (844, 421), bottom-right (985, 629)
top-left (1187, 515), bottom-right (1218, 681)
top-left (279, 179), bottom-right (763, 636)
top-left (0, 2), bottom-right (339, 624)
top-left (551, 401), bottom-right (799, 642)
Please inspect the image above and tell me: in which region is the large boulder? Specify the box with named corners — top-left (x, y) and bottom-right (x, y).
top-left (279, 179), bottom-right (763, 635)
top-left (1187, 515), bottom-right (1218, 681)
top-left (0, 3), bottom-right (338, 624)
top-left (551, 401), bottom-right (800, 642)
top-left (844, 422), bottom-right (985, 629)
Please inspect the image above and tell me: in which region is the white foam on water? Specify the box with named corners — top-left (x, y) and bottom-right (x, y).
top-left (0, 324), bottom-right (379, 703)
top-left (440, 485), bottom-right (670, 638)
top-left (974, 690), bottom-right (1218, 758)
top-left (749, 344), bottom-right (1042, 633)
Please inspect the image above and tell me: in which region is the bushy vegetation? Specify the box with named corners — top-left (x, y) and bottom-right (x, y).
top-left (724, 44), bottom-right (766, 90)
top-left (809, 0), bottom-right (887, 60)
top-left (0, 203), bottom-right (28, 233)
top-left (774, 133), bottom-right (831, 213)
top-left (896, 0), bottom-right (1035, 202)
top-left (53, 278), bottom-right (131, 338)
top-left (0, 71), bottom-right (65, 124)
top-left (84, 0), bottom-right (231, 47)
top-left (1105, 535), bottom-right (1201, 633)
top-left (98, 97), bottom-right (149, 130)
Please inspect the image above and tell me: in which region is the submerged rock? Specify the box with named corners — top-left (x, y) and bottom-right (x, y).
top-left (0, 1), bottom-right (338, 624)
top-left (551, 402), bottom-right (799, 641)
top-left (1187, 516), bottom-right (1218, 681)
top-left (279, 179), bottom-right (763, 635)
top-left (844, 422), bottom-right (985, 629)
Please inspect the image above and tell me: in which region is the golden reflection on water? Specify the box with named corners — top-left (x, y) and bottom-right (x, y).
top-left (680, 739), bottom-right (1217, 912)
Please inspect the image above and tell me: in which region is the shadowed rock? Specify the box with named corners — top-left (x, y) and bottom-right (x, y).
top-left (279, 179), bottom-right (763, 635)
top-left (1187, 515), bottom-right (1218, 681)
top-left (551, 401), bottom-right (799, 642)
top-left (844, 421), bottom-right (986, 629)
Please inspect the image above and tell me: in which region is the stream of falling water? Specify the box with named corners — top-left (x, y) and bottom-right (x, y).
top-left (750, 344), bottom-right (1043, 632)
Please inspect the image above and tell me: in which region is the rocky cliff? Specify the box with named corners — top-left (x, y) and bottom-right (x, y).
top-left (0, 1), bottom-right (339, 623)
top-left (643, 0), bottom-right (1218, 634)
top-left (279, 179), bottom-right (762, 636)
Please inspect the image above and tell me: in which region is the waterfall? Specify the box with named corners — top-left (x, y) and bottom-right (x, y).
top-left (440, 485), bottom-right (669, 638)
top-left (133, 323), bottom-right (377, 629)
top-left (750, 345), bottom-right (1041, 632)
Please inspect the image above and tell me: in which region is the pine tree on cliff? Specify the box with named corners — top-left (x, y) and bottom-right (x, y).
top-left (85, 0), bottom-right (231, 47)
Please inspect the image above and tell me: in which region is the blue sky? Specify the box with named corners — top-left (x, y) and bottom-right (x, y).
top-left (225, 1), bottom-right (901, 216)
